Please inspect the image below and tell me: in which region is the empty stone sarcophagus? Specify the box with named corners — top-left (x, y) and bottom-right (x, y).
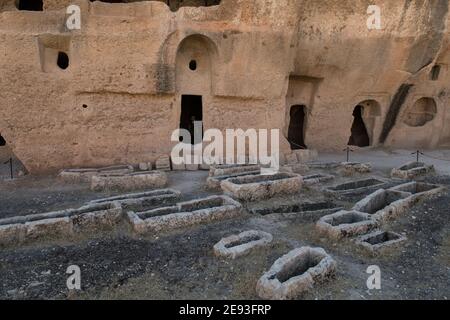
top-left (221, 173), bottom-right (303, 201)
top-left (214, 230), bottom-right (273, 259)
top-left (327, 178), bottom-right (386, 195)
top-left (206, 170), bottom-right (261, 190)
top-left (302, 173), bottom-right (335, 186)
top-left (352, 189), bottom-right (414, 222)
top-left (316, 210), bottom-right (378, 239)
top-left (89, 188), bottom-right (181, 211)
top-left (0, 202), bottom-right (122, 247)
top-left (209, 164), bottom-right (261, 177)
top-left (256, 247), bottom-right (336, 300)
top-left (355, 230), bottom-right (407, 255)
top-left (91, 171), bottom-right (167, 192)
top-left (59, 165), bottom-right (134, 183)
top-left (249, 201), bottom-right (342, 218)
top-left (389, 182), bottom-right (445, 201)
top-left (391, 162), bottom-right (434, 179)
top-left (127, 195), bottom-right (242, 234)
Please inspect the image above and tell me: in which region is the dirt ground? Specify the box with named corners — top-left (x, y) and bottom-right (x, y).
top-left (0, 148), bottom-right (449, 300)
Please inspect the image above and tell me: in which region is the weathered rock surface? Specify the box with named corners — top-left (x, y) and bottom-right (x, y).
top-left (0, 0), bottom-right (449, 173)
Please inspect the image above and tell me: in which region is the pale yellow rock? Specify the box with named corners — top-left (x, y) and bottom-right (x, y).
top-left (0, 0), bottom-right (449, 173)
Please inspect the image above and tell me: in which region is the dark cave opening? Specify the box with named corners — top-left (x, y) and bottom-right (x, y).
top-left (288, 105), bottom-right (307, 150)
top-left (348, 105), bottom-right (370, 147)
top-left (180, 95), bottom-right (203, 145)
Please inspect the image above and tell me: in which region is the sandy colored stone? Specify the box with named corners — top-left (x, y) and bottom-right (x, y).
top-left (0, 1), bottom-right (449, 174)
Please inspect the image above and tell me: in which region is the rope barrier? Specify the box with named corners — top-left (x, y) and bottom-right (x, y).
top-left (421, 153), bottom-right (450, 162)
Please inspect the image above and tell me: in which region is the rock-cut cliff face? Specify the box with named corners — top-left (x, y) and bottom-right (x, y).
top-left (0, 0), bottom-right (449, 173)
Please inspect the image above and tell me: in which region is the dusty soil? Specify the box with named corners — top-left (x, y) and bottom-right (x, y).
top-left (0, 150), bottom-right (449, 300)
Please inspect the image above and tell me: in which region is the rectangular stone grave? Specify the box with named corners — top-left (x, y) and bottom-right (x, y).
top-left (0, 202), bottom-right (122, 246)
top-left (389, 182), bottom-right (445, 201)
top-left (213, 230), bottom-right (273, 259)
top-left (221, 173), bottom-right (303, 201)
top-left (249, 201), bottom-right (342, 218)
top-left (391, 162), bottom-right (434, 179)
top-left (127, 195), bottom-right (242, 234)
top-left (352, 189), bottom-right (414, 222)
top-left (303, 174), bottom-right (335, 186)
top-left (209, 164), bottom-right (261, 177)
top-left (59, 165), bottom-right (134, 183)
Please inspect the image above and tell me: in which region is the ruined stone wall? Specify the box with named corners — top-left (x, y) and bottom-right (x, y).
top-left (0, 0), bottom-right (449, 173)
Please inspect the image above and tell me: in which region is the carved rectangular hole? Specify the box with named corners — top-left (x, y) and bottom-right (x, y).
top-left (272, 255), bottom-right (323, 283)
top-left (364, 232), bottom-right (402, 245)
